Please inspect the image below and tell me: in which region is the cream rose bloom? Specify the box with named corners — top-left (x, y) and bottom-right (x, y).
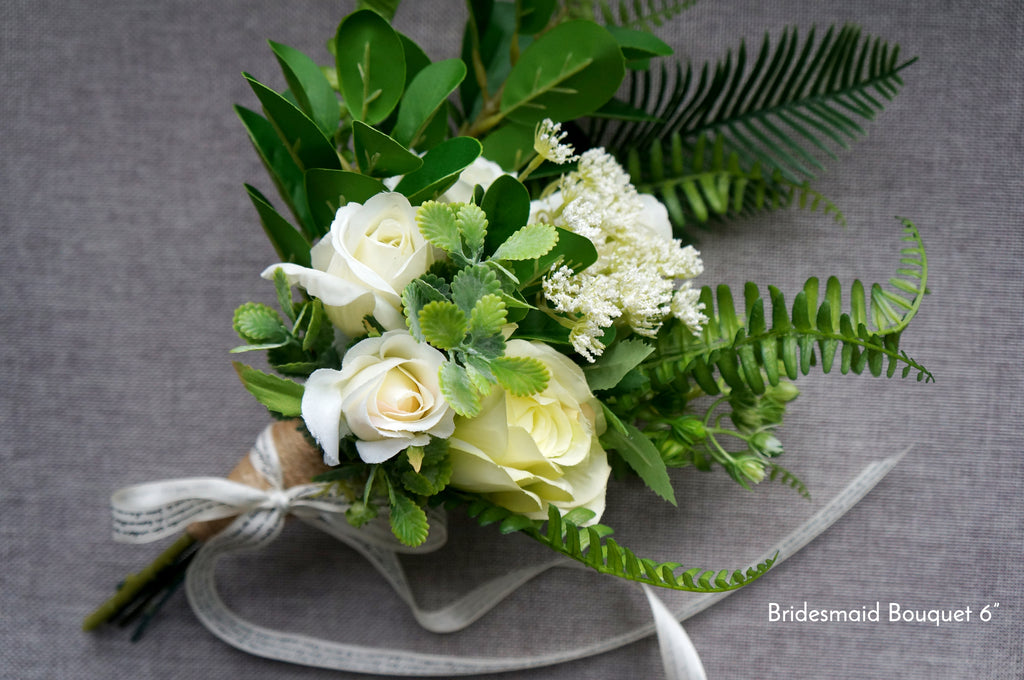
top-left (447, 340), bottom-right (611, 523)
top-left (262, 193), bottom-right (434, 337)
top-left (301, 331), bottom-right (455, 465)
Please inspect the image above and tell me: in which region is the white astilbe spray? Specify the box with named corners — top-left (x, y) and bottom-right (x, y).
top-left (536, 149), bottom-right (707, 361)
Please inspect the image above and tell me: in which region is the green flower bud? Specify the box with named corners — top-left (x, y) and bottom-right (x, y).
top-left (734, 456), bottom-right (766, 484)
top-left (768, 381), bottom-right (800, 403)
top-left (346, 500), bottom-right (379, 528)
top-left (671, 417), bottom-right (707, 442)
top-left (750, 432), bottom-right (784, 457)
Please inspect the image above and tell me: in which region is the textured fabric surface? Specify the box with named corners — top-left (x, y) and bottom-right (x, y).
top-left (2, 1), bottom-right (1022, 678)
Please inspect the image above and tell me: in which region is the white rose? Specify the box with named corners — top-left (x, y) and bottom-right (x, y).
top-left (441, 156), bottom-right (507, 204)
top-left (447, 340), bottom-right (611, 523)
top-left (262, 193), bottom-right (434, 337)
top-left (301, 330), bottom-right (455, 465)
top-left (635, 193), bottom-right (673, 240)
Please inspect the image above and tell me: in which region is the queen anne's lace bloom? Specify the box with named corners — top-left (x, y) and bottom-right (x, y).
top-left (534, 149), bottom-right (707, 360)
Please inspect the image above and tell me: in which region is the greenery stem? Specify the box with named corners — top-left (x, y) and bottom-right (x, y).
top-left (81, 533), bottom-right (196, 631)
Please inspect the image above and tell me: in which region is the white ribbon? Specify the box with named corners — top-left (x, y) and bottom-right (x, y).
top-left (111, 427), bottom-right (910, 678)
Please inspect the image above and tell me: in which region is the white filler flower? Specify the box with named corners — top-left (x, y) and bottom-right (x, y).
top-left (533, 149), bottom-right (707, 360)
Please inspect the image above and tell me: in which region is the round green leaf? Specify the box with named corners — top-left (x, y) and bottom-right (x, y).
top-left (500, 21), bottom-right (625, 125)
top-left (392, 59), bottom-right (466, 149)
top-left (335, 10), bottom-right (405, 124)
top-left (394, 136), bottom-right (482, 205)
top-left (351, 120), bottom-right (424, 177)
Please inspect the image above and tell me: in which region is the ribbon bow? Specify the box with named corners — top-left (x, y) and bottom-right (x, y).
top-left (109, 425), bottom-right (908, 678)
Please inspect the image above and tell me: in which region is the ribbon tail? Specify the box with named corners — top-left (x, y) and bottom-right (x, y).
top-left (643, 584), bottom-right (707, 680)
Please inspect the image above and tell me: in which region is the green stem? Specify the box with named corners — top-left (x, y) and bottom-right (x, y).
top-left (81, 533), bottom-right (196, 631)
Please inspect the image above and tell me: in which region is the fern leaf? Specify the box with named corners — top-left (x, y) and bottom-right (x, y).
top-left (633, 218), bottom-right (931, 399)
top-left (448, 495), bottom-right (775, 593)
top-left (596, 0), bottom-right (699, 30)
top-left (592, 25), bottom-right (916, 184)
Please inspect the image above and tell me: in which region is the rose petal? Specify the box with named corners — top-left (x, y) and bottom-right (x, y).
top-left (301, 369), bottom-right (349, 466)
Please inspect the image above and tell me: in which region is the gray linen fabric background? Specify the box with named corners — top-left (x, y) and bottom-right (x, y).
top-left (2, 0), bottom-right (1022, 678)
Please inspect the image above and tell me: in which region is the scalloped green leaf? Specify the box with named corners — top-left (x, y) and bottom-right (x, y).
top-left (440, 361), bottom-right (482, 417)
top-left (468, 295), bottom-right (508, 337)
top-left (388, 488), bottom-right (429, 547)
top-left (491, 223), bottom-right (558, 261)
top-left (416, 201), bottom-right (461, 253)
top-left (451, 265), bottom-right (502, 314)
top-left (233, 302), bottom-right (287, 344)
top-left (419, 300), bottom-right (467, 350)
top-left (491, 356), bottom-right (549, 396)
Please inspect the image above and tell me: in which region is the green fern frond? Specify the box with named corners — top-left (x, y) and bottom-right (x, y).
top-left (454, 495), bottom-right (775, 592)
top-left (766, 462), bottom-right (811, 500)
top-left (632, 218), bottom-right (931, 400)
top-left (597, 0), bottom-right (699, 30)
top-left (626, 132), bottom-right (846, 227)
top-left (594, 25), bottom-right (916, 183)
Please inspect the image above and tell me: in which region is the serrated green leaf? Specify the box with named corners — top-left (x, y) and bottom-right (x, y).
top-left (392, 58), bottom-right (466, 149)
top-left (451, 265), bottom-right (502, 314)
top-left (491, 356), bottom-right (549, 396)
top-left (232, 362), bottom-right (304, 417)
top-left (419, 300), bottom-right (467, 350)
top-left (401, 439), bottom-right (452, 496)
top-left (268, 40), bottom-right (340, 137)
top-left (271, 267), bottom-right (296, 322)
top-left (511, 227), bottom-right (598, 287)
top-left (601, 421), bottom-right (677, 505)
top-left (468, 295), bottom-right (508, 337)
top-left (583, 338), bottom-right (654, 391)
top-left (416, 201), bottom-right (461, 253)
top-left (301, 299), bottom-right (328, 352)
top-left (388, 488), bottom-right (429, 547)
top-left (491, 223), bottom-right (558, 261)
top-left (351, 120), bottom-right (423, 177)
top-left (456, 204), bottom-right (488, 259)
top-left (233, 302), bottom-right (287, 344)
top-left (440, 361), bottom-right (482, 417)
top-left (402, 276), bottom-right (449, 341)
top-left (335, 10), bottom-right (405, 124)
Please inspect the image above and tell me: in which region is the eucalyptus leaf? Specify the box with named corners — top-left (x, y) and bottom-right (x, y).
top-left (244, 73), bottom-right (341, 171)
top-left (500, 21), bottom-right (625, 125)
top-left (235, 106), bottom-right (316, 240)
top-left (269, 40), bottom-right (340, 136)
top-left (392, 59), bottom-right (466, 149)
top-left (305, 169), bottom-right (387, 235)
top-left (245, 185), bottom-right (311, 267)
top-left (335, 10), bottom-right (405, 124)
top-left (516, 0), bottom-right (556, 34)
top-left (394, 136), bottom-right (482, 205)
top-left (351, 120), bottom-right (423, 177)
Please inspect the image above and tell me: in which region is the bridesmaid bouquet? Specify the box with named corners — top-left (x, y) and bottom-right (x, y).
top-left (85, 0), bottom-right (930, 663)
